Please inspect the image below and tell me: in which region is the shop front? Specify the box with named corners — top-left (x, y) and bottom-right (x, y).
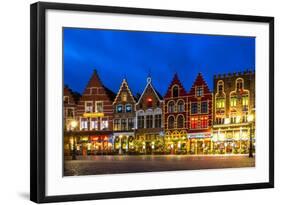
top-left (164, 130), bottom-right (188, 154)
top-left (113, 132), bottom-right (135, 154)
top-left (211, 128), bottom-right (254, 154)
top-left (187, 133), bottom-right (212, 155)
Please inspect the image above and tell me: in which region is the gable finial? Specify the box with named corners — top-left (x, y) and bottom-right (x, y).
top-left (147, 68), bottom-right (152, 84)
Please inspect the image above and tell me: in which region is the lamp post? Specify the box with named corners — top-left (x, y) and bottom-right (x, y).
top-left (70, 120), bottom-right (78, 160)
top-left (247, 114), bottom-right (254, 158)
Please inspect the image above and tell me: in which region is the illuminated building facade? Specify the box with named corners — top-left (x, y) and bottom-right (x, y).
top-left (112, 79), bottom-right (136, 154)
top-left (212, 71), bottom-right (255, 154)
top-left (67, 69), bottom-right (116, 155)
top-left (163, 74), bottom-right (188, 154)
top-left (187, 73), bottom-right (213, 154)
top-left (135, 76), bottom-right (164, 154)
top-left (64, 85), bottom-right (79, 131)
top-left (63, 69), bottom-right (255, 156)
top-left (63, 85), bottom-right (79, 156)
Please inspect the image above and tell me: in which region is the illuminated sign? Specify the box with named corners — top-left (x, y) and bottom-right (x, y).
top-left (83, 112), bottom-right (104, 118)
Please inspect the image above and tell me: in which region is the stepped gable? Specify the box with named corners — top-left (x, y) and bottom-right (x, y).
top-left (113, 78), bottom-right (136, 105)
top-left (164, 73), bottom-right (187, 98)
top-left (188, 72), bottom-right (211, 95)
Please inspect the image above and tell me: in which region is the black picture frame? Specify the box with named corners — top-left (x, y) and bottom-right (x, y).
top-left (30, 2), bottom-right (274, 203)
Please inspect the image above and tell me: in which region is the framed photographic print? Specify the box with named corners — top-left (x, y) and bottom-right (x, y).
top-left (30, 1), bottom-right (274, 203)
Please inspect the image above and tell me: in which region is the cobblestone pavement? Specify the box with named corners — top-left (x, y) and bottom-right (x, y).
top-left (64, 155), bottom-right (255, 176)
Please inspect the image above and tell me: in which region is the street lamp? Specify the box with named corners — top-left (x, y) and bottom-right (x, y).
top-left (247, 114), bottom-right (254, 158)
top-left (70, 119), bottom-right (78, 160)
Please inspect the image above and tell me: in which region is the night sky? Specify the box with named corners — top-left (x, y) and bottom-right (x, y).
top-left (63, 28), bottom-right (255, 96)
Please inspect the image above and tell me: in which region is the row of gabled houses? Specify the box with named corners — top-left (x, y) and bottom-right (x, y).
top-left (64, 69), bottom-right (255, 156)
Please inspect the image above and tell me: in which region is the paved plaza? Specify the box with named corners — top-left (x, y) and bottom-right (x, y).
top-left (64, 155), bottom-right (255, 176)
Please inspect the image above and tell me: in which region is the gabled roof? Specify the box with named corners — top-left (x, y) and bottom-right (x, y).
top-left (64, 85), bottom-right (81, 104)
top-left (164, 73), bottom-right (187, 98)
top-left (136, 77), bottom-right (163, 104)
top-left (113, 78), bottom-right (136, 105)
top-left (83, 69), bottom-right (116, 101)
top-left (188, 72), bottom-right (211, 95)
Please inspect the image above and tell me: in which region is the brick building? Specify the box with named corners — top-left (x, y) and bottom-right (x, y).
top-left (135, 76), bottom-right (164, 154)
top-left (212, 70), bottom-right (255, 154)
top-left (187, 73), bottom-right (213, 154)
top-left (74, 69), bottom-right (116, 155)
top-left (163, 73), bottom-right (188, 154)
top-left (112, 79), bottom-right (136, 154)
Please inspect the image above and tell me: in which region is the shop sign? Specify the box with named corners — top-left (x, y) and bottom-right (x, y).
top-left (83, 112), bottom-right (104, 118)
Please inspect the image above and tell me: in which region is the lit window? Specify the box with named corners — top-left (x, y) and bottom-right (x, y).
top-left (191, 103), bottom-right (198, 114)
top-left (242, 96), bottom-right (249, 106)
top-left (196, 87), bottom-right (203, 97)
top-left (95, 101), bottom-right (103, 113)
top-left (201, 102), bottom-right (208, 113)
top-left (121, 119), bottom-right (127, 130)
top-left (80, 118), bottom-right (88, 130)
top-left (116, 104), bottom-right (123, 113)
top-left (216, 98), bottom-right (225, 109)
top-left (201, 116), bottom-right (208, 128)
top-left (85, 101), bottom-right (93, 113)
top-left (230, 97), bottom-right (237, 107)
top-left (101, 118), bottom-right (108, 130)
top-left (173, 86), bottom-right (179, 97)
top-left (64, 96), bottom-right (69, 104)
top-left (121, 92), bottom-right (127, 102)
top-left (114, 119), bottom-right (121, 131)
top-left (191, 117), bottom-right (198, 129)
top-left (90, 119), bottom-right (98, 130)
top-left (242, 96), bottom-right (249, 110)
top-left (125, 104), bottom-right (132, 112)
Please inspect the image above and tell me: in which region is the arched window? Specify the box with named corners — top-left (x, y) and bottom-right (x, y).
top-left (217, 80), bottom-right (224, 93)
top-left (177, 100), bottom-right (184, 112)
top-left (168, 101), bottom-right (175, 113)
top-left (177, 115), bottom-right (184, 128)
top-left (236, 78), bottom-right (243, 91)
top-left (172, 85), bottom-right (179, 97)
top-left (168, 116), bottom-right (175, 129)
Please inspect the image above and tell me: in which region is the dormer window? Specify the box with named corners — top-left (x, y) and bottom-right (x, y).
top-left (116, 104), bottom-right (123, 113)
top-left (196, 86), bottom-right (203, 97)
top-left (125, 104), bottom-right (132, 113)
top-left (172, 86), bottom-right (179, 97)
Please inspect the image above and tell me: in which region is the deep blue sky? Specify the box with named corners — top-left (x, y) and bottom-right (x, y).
top-left (63, 28), bottom-right (255, 96)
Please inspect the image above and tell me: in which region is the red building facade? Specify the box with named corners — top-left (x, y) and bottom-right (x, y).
top-left (74, 69), bottom-right (116, 155)
top-left (187, 73), bottom-right (213, 154)
top-left (163, 74), bottom-right (188, 154)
